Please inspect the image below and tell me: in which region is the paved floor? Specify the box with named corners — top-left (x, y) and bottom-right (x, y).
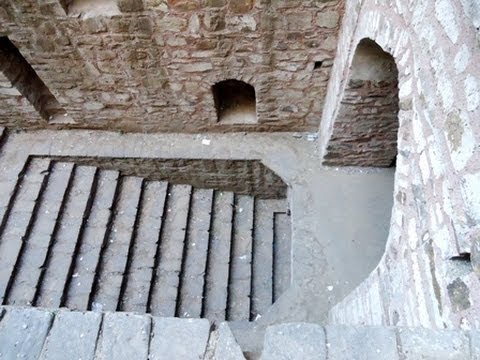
top-left (0, 129), bottom-right (394, 327)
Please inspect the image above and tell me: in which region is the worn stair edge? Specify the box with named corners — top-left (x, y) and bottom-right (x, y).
top-left (0, 306), bottom-right (212, 360)
top-left (0, 158), bottom-right (52, 303)
top-left (205, 322), bottom-right (246, 360)
top-left (260, 323), bottom-right (475, 360)
top-left (119, 180), bottom-right (168, 313)
top-left (203, 190), bottom-right (234, 323)
top-left (149, 184), bottom-right (192, 317)
top-left (34, 165), bottom-right (97, 309)
top-left (65, 169), bottom-right (120, 311)
top-left (91, 176), bottom-right (143, 312)
top-left (5, 161), bottom-right (75, 306)
top-left (177, 188), bottom-right (214, 319)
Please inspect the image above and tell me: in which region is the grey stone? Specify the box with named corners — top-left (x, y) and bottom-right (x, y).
top-left (261, 323), bottom-right (327, 360)
top-left (39, 310), bottom-right (102, 360)
top-left (203, 191), bottom-right (234, 323)
top-left (95, 312), bottom-right (151, 360)
top-left (397, 327), bottom-right (470, 359)
top-left (149, 317), bottom-right (211, 360)
top-left (325, 325), bottom-right (399, 360)
top-left (213, 323), bottom-right (246, 360)
top-left (0, 307), bottom-right (53, 360)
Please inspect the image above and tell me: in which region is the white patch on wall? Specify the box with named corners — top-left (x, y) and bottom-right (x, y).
top-left (419, 153), bottom-right (431, 184)
top-left (435, 0), bottom-right (460, 44)
top-left (465, 75), bottom-right (480, 111)
top-left (437, 76), bottom-right (454, 111)
top-left (408, 218), bottom-right (418, 250)
top-left (454, 44), bottom-right (471, 74)
top-left (68, 0), bottom-right (120, 19)
top-left (450, 112), bottom-right (475, 172)
top-left (462, 173), bottom-right (480, 224)
top-left (412, 113), bottom-right (426, 151)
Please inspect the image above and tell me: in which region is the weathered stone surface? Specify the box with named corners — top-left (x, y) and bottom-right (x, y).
top-left (0, 307), bottom-right (53, 359)
top-left (149, 317), bottom-right (211, 360)
top-left (397, 328), bottom-right (470, 359)
top-left (213, 323), bottom-right (246, 360)
top-left (47, 156), bottom-right (287, 199)
top-left (39, 311), bottom-right (102, 360)
top-left (261, 323), bottom-right (327, 360)
top-left (326, 325), bottom-right (399, 360)
top-left (95, 312), bottom-right (151, 360)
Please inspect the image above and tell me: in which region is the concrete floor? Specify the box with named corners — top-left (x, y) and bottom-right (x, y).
top-left (0, 130), bottom-right (394, 327)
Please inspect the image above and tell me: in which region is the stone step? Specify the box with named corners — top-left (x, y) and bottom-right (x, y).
top-left (228, 195), bottom-right (254, 322)
top-left (34, 165), bottom-right (97, 309)
top-left (177, 188), bottom-right (214, 318)
top-left (90, 176), bottom-right (143, 312)
top-left (149, 184), bottom-right (192, 317)
top-left (203, 190), bottom-right (234, 323)
top-left (65, 169), bottom-right (120, 311)
top-left (260, 323), bottom-right (477, 360)
top-left (273, 212), bottom-right (291, 302)
top-left (0, 306), bottom-right (212, 360)
top-left (0, 158), bottom-right (51, 303)
top-left (5, 161), bottom-right (74, 306)
top-left (251, 199), bottom-right (288, 320)
top-left (119, 180), bottom-right (168, 313)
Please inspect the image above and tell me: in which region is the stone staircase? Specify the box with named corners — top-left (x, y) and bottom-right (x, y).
top-left (0, 158), bottom-right (291, 324)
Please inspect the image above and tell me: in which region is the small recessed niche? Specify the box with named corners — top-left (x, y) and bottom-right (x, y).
top-left (212, 79), bottom-right (257, 124)
top-left (314, 61), bottom-right (323, 70)
top-left (61, 0), bottom-right (121, 19)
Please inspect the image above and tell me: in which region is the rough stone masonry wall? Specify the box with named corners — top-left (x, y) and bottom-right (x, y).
top-left (0, 0), bottom-right (343, 133)
top-left (45, 156), bottom-right (287, 198)
top-left (325, 0), bottom-right (480, 329)
top-left (0, 72), bottom-right (44, 127)
top-left (323, 39), bottom-right (399, 167)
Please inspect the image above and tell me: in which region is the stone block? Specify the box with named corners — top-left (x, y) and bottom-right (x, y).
top-left (39, 310), bottom-right (102, 360)
top-left (95, 312), bottom-right (151, 360)
top-left (214, 323), bottom-right (246, 360)
top-left (0, 307), bottom-right (53, 359)
top-left (397, 328), bottom-right (470, 359)
top-left (118, 0), bottom-right (144, 12)
top-left (149, 317), bottom-right (211, 360)
top-left (261, 323), bottom-right (327, 360)
top-left (229, 0), bottom-right (254, 13)
top-left (325, 325), bottom-right (399, 360)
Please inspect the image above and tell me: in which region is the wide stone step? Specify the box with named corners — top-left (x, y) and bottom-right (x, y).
top-left (0, 160), bottom-right (291, 323)
top-left (260, 323), bottom-right (476, 360)
top-left (0, 306), bottom-right (212, 360)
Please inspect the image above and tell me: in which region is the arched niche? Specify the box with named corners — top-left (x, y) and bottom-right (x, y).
top-left (323, 38), bottom-right (399, 167)
top-left (212, 79), bottom-right (257, 124)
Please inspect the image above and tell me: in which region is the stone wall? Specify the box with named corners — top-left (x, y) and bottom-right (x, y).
top-left (325, 0), bottom-right (480, 329)
top-left (44, 156), bottom-right (287, 198)
top-left (323, 39), bottom-right (399, 167)
top-left (0, 0), bottom-right (344, 132)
